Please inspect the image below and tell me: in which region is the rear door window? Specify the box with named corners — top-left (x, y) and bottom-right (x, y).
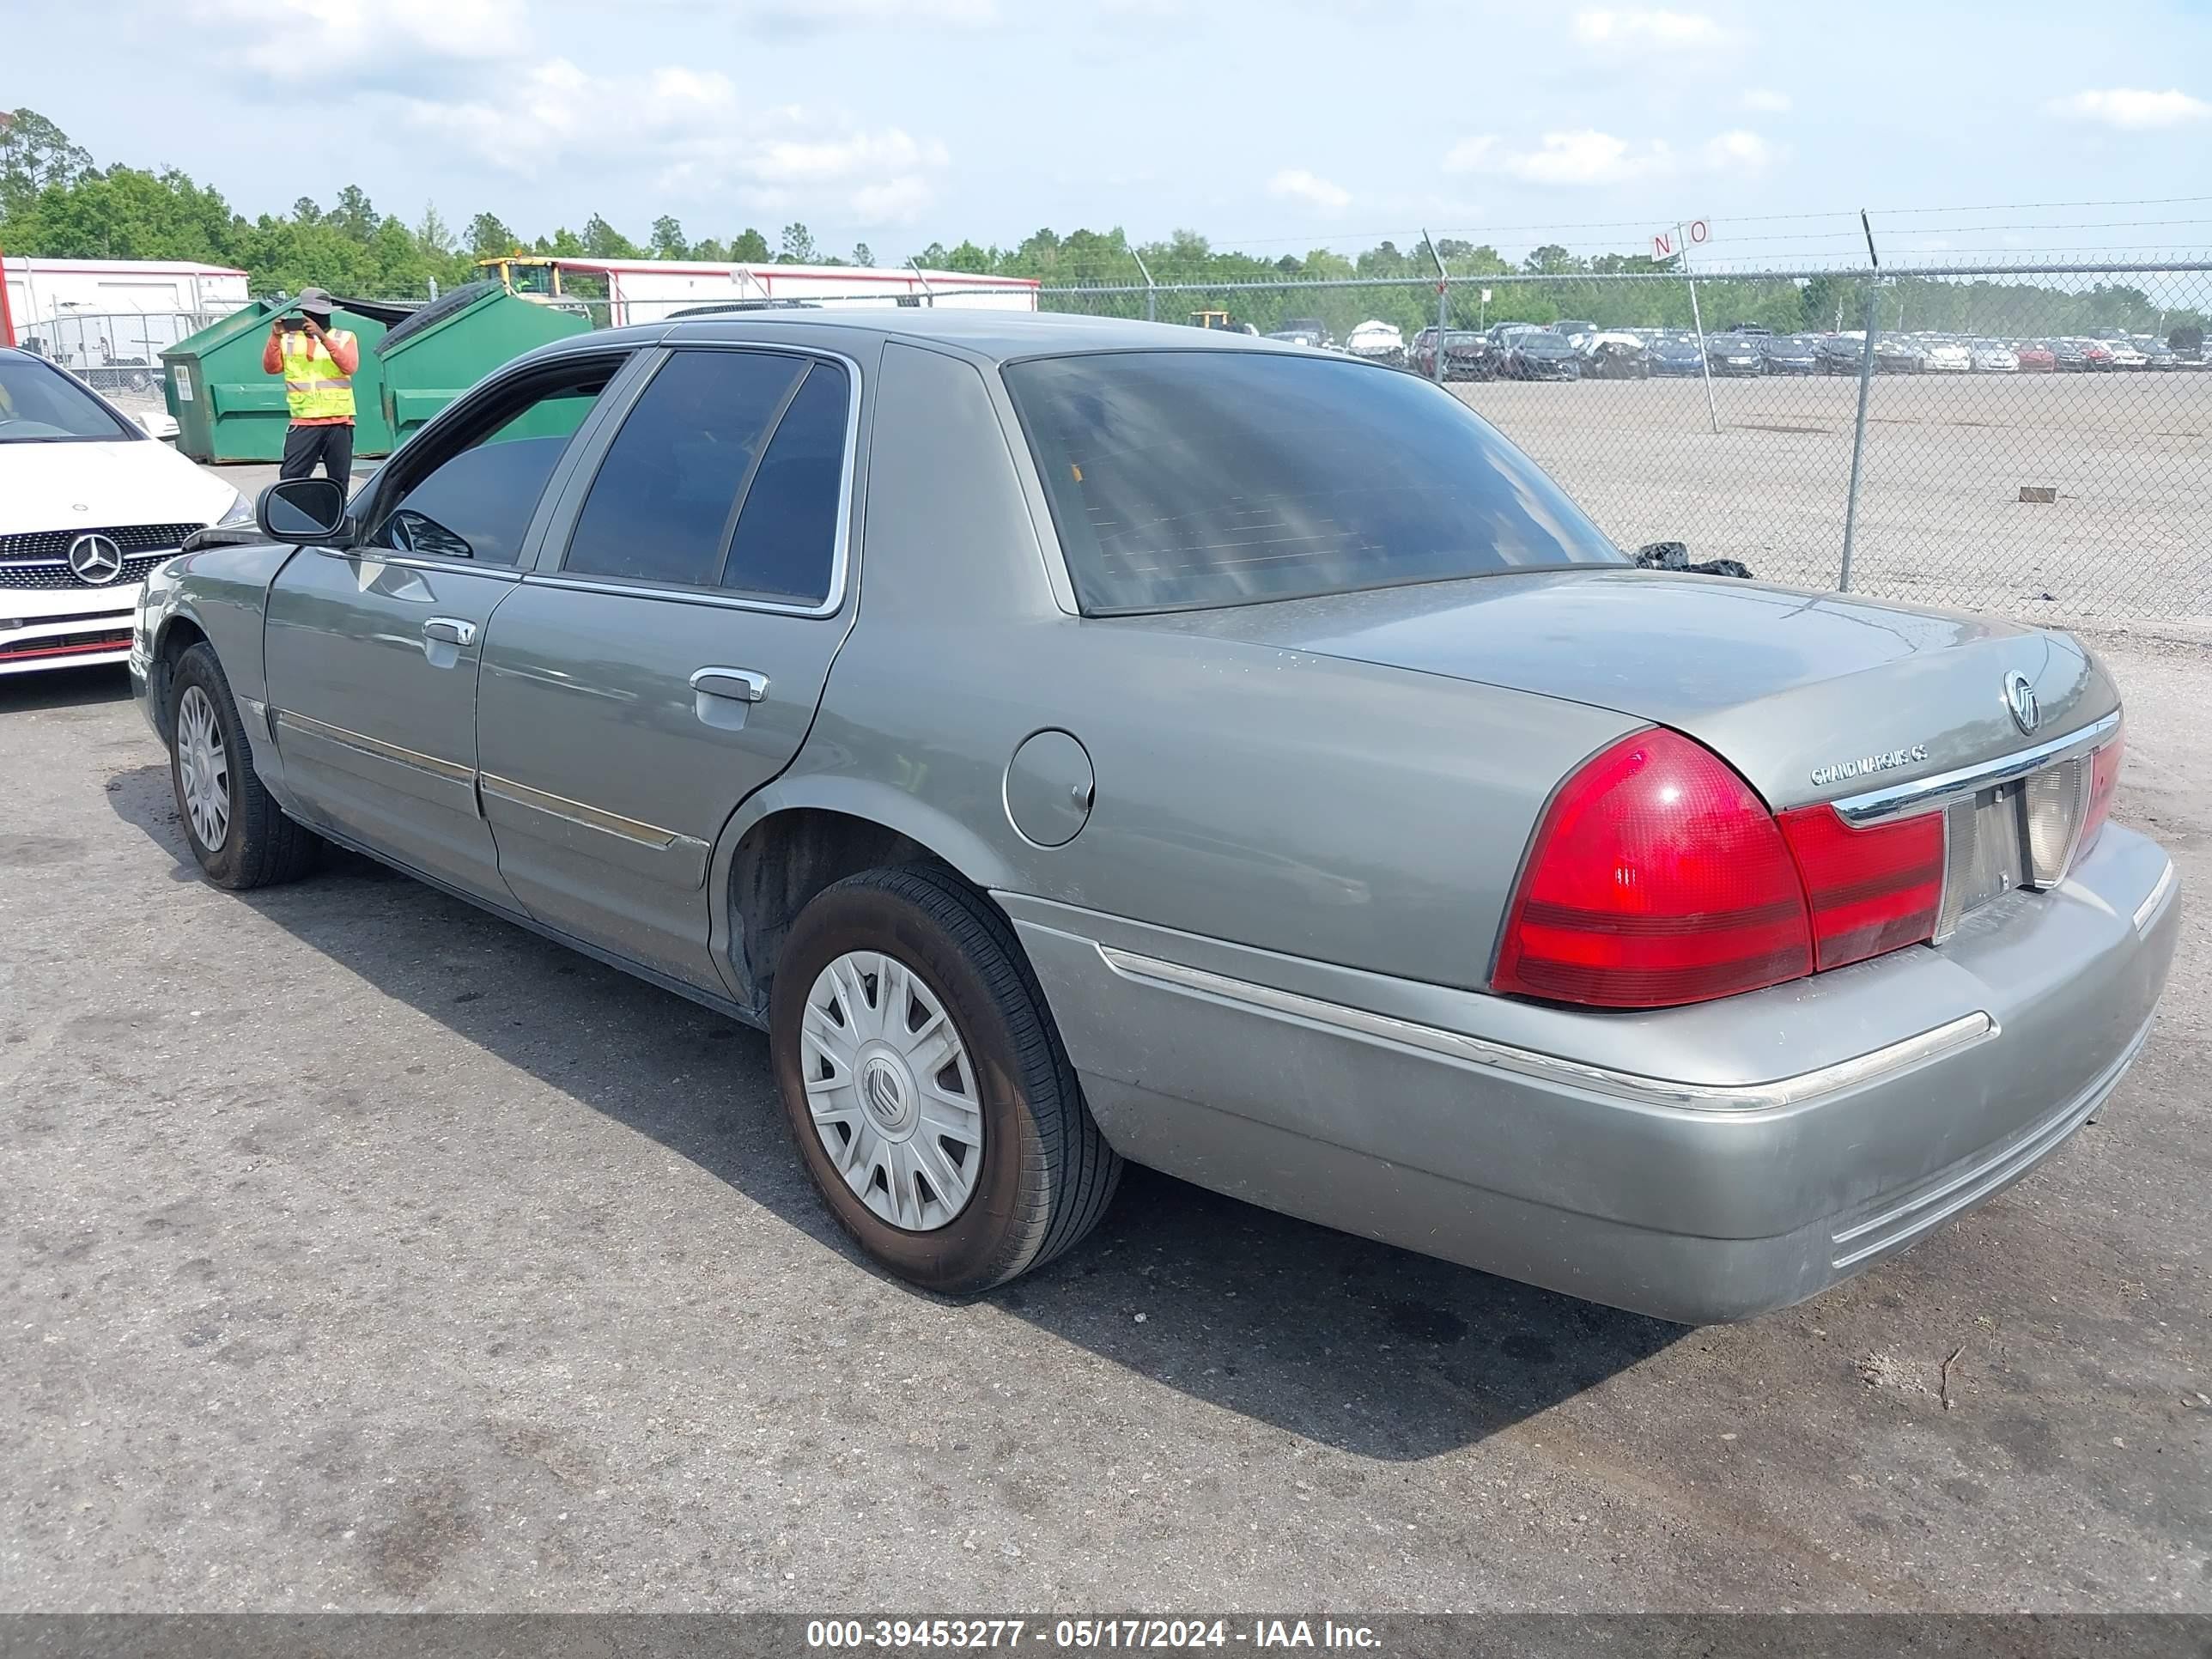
top-left (562, 350), bottom-right (808, 589)
top-left (719, 362), bottom-right (850, 605)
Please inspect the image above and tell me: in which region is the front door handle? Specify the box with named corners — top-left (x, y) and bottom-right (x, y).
top-left (422, 617), bottom-right (477, 646)
top-left (690, 667), bottom-right (769, 703)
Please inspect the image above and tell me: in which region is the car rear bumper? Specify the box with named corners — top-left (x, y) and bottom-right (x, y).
top-left (1004, 824), bottom-right (2179, 1323)
top-left (0, 586), bottom-right (141, 677)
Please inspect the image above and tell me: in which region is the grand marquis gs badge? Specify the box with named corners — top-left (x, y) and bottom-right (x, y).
top-left (1810, 744), bottom-right (1929, 789)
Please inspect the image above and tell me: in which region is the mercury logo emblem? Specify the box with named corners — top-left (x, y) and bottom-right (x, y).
top-left (862, 1058), bottom-right (906, 1127)
top-left (67, 533), bottom-right (125, 585)
top-left (2003, 671), bottom-right (2040, 736)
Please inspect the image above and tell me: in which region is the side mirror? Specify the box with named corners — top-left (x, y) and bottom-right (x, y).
top-left (256, 477), bottom-right (349, 544)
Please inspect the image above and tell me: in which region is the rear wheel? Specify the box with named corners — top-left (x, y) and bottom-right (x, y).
top-left (770, 865), bottom-right (1121, 1295)
top-left (167, 642), bottom-right (322, 890)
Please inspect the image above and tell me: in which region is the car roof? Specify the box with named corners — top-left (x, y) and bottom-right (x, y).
top-left (650, 307), bottom-right (1304, 364)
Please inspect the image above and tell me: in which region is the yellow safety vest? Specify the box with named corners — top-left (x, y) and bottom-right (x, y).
top-left (279, 328), bottom-right (356, 422)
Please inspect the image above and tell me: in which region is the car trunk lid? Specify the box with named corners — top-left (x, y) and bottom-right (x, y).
top-left (1116, 568), bottom-right (2117, 811)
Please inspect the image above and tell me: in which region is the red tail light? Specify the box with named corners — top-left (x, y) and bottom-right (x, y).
top-left (2078, 729), bottom-right (2125, 857)
top-left (1775, 803), bottom-right (1945, 971)
top-left (1492, 730), bottom-right (1814, 1008)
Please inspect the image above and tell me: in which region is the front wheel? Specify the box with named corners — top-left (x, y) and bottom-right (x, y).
top-left (770, 866), bottom-right (1121, 1295)
top-left (167, 642), bottom-right (323, 890)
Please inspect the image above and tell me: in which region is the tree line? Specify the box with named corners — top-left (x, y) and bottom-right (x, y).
top-left (0, 108), bottom-right (878, 298)
top-left (3, 105), bottom-right (2200, 344)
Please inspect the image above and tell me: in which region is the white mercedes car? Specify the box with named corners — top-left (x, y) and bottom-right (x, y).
top-left (1, 346), bottom-right (249, 676)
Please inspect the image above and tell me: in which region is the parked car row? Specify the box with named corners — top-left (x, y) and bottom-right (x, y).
top-left (1399, 320), bottom-right (2206, 382)
top-left (1824, 331), bottom-right (2191, 375)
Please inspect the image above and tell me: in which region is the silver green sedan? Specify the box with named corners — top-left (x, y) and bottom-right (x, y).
top-left (132, 313), bottom-right (2179, 1322)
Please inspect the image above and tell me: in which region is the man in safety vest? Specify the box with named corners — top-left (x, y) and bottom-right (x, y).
top-left (261, 287), bottom-right (360, 483)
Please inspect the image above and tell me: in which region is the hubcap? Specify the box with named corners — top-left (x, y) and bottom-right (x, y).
top-left (800, 951), bottom-right (983, 1232)
top-left (175, 685), bottom-right (231, 853)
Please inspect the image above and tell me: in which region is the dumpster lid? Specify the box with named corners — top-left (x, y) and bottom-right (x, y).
top-left (332, 295), bottom-right (424, 328)
top-left (374, 282), bottom-right (501, 355)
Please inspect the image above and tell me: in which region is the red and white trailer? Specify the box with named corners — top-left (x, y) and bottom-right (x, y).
top-left (1, 256), bottom-right (250, 351)
top-left (543, 259), bottom-right (1039, 327)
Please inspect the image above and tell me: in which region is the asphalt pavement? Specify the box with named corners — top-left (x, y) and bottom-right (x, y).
top-left (2, 629), bottom-right (2206, 1613)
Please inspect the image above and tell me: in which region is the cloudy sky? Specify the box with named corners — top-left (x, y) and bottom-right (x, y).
top-left (21, 0), bottom-right (2212, 265)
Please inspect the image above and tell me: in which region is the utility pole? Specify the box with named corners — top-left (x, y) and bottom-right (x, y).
top-left (1839, 210), bottom-right (1883, 594)
top-left (1424, 229), bottom-right (1448, 386)
top-left (1678, 222), bottom-right (1719, 435)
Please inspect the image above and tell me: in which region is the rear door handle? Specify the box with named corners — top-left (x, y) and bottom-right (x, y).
top-left (422, 617), bottom-right (477, 646)
top-left (690, 667), bottom-right (769, 703)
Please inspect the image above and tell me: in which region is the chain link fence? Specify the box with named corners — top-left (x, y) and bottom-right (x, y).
top-left (18, 308), bottom-right (238, 426)
top-left (1036, 260), bottom-right (2212, 633)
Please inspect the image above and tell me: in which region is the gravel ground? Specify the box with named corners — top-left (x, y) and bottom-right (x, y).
top-left (1450, 373), bottom-right (2212, 634)
top-left (1, 619), bottom-right (2205, 1614)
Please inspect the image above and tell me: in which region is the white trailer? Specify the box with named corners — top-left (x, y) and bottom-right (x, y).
top-left (1, 257), bottom-right (251, 371)
top-left (545, 259), bottom-right (1039, 327)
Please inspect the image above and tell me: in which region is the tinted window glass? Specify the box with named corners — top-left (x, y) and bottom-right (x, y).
top-left (1005, 352), bottom-right (1622, 614)
top-left (368, 370), bottom-right (609, 563)
top-left (720, 362), bottom-right (849, 605)
top-left (564, 350), bottom-right (805, 587)
top-left (0, 354), bottom-right (136, 441)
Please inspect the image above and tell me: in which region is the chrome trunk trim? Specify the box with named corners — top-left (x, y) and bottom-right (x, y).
top-left (1096, 945), bottom-right (1994, 1114)
top-left (1832, 712), bottom-right (2120, 824)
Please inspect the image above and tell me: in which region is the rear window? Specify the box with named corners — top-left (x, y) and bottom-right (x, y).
top-left (1004, 351), bottom-right (1622, 615)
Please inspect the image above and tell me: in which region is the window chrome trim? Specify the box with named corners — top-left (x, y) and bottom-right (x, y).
top-left (328, 550), bottom-right (527, 582)
top-left (273, 708), bottom-right (477, 786)
top-left (521, 574), bottom-right (836, 617)
top-left (1832, 712), bottom-right (2120, 824)
top-left (543, 341), bottom-right (864, 620)
top-left (1096, 945), bottom-right (1995, 1115)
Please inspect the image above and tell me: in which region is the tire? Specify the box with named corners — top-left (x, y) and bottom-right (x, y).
top-left (167, 642), bottom-right (323, 890)
top-left (769, 865), bottom-right (1121, 1295)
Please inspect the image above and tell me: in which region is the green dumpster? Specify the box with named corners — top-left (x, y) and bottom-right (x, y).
top-left (374, 282), bottom-right (591, 445)
top-left (160, 296), bottom-right (407, 464)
